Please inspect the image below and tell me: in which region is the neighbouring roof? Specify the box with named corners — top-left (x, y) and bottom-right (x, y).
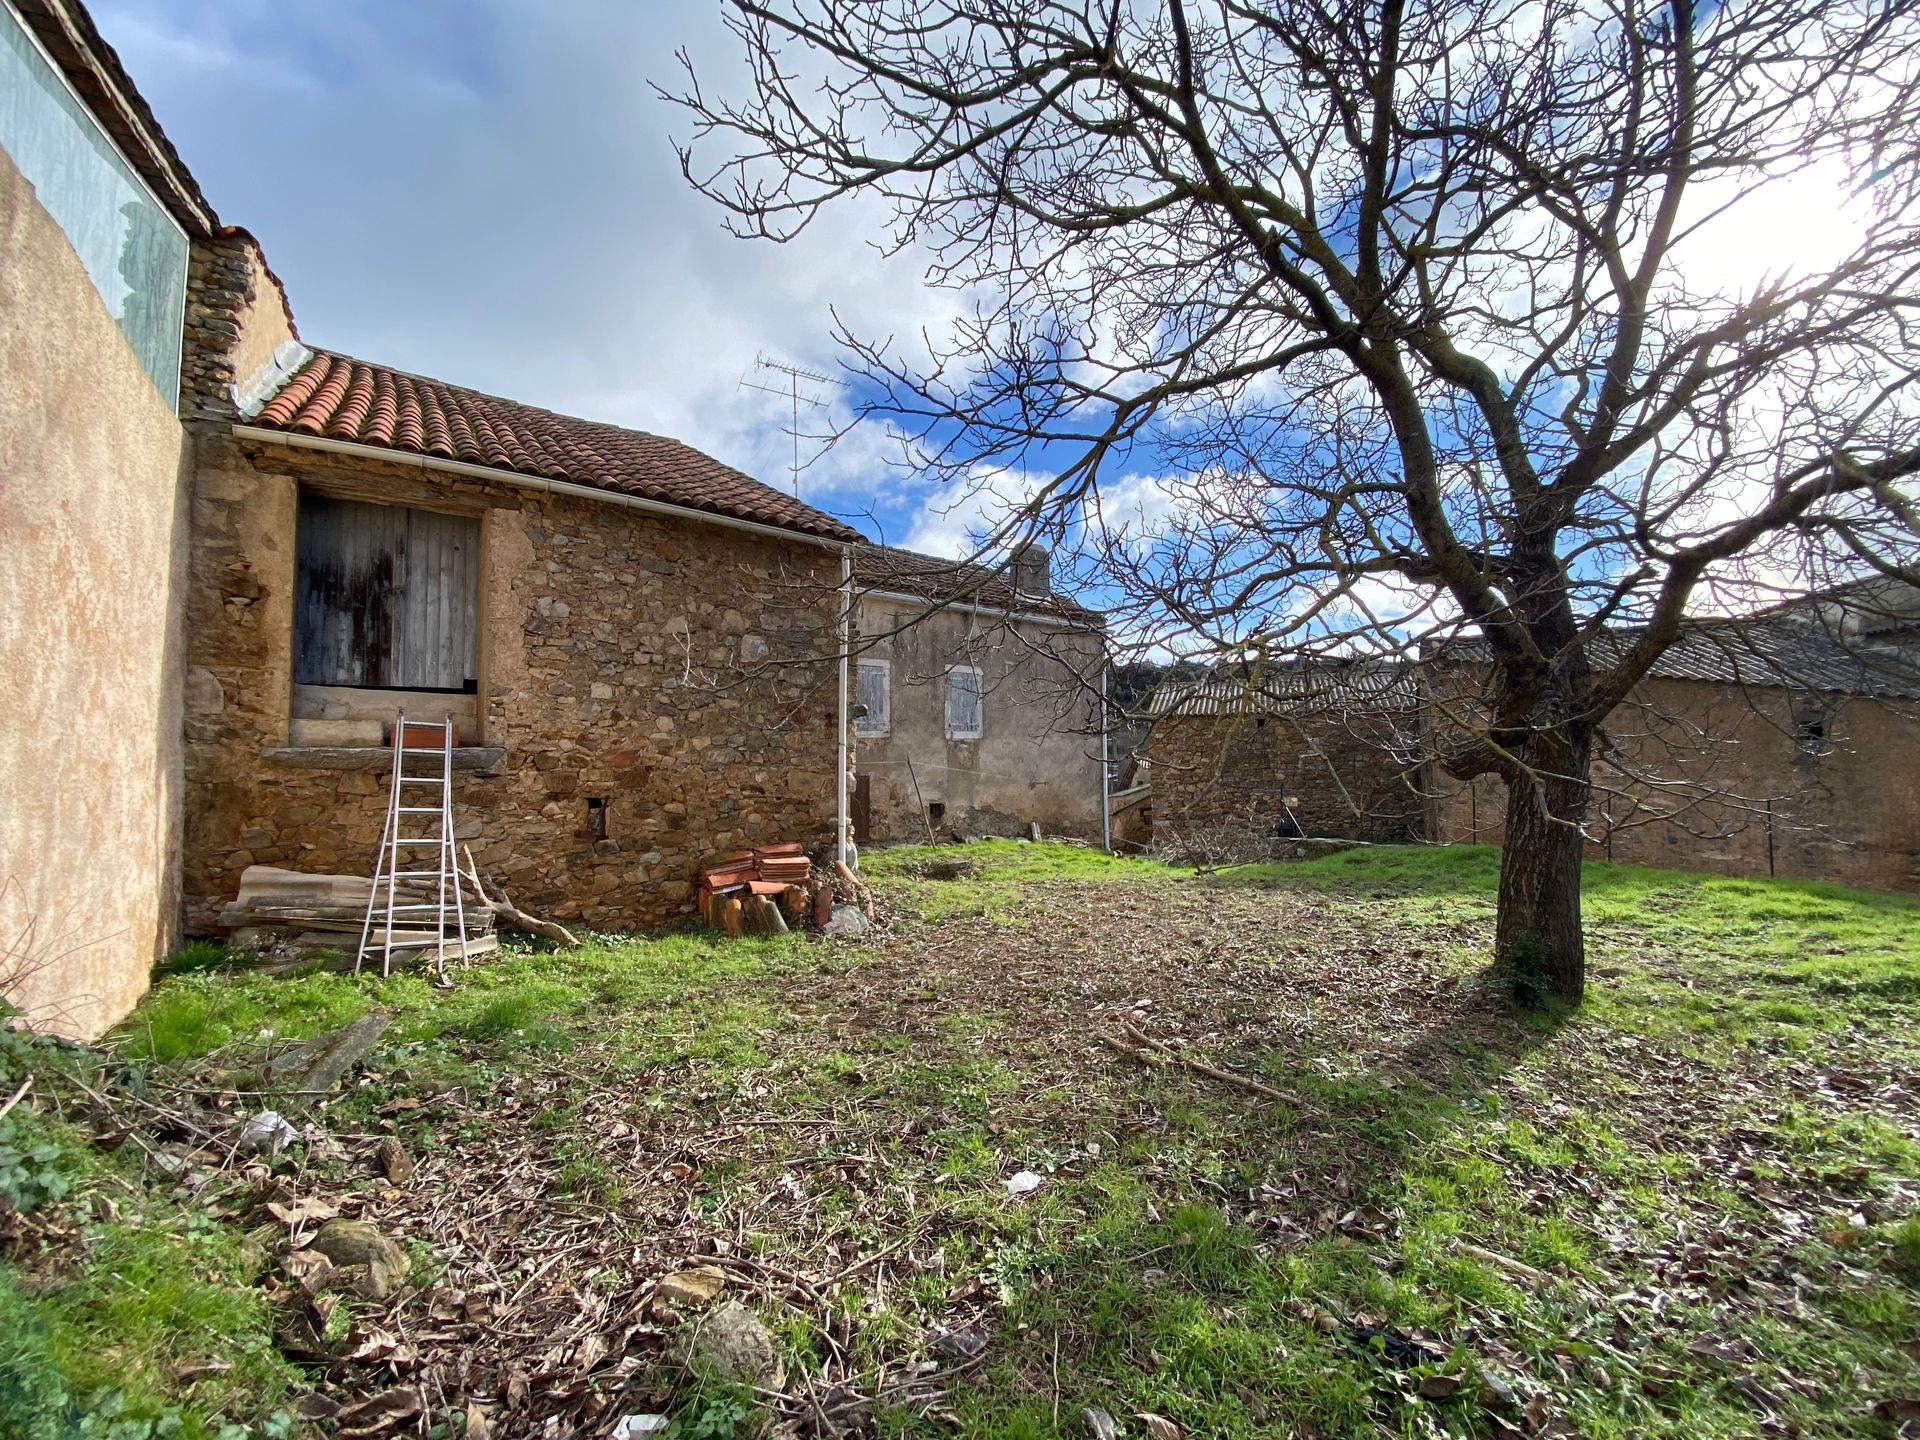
top-left (12, 0), bottom-right (216, 235)
top-left (1431, 609), bottom-right (1920, 701)
top-left (1600, 616), bottom-right (1920, 700)
top-left (854, 544), bottom-right (1102, 625)
top-left (1148, 659), bottom-right (1424, 717)
top-left (250, 350), bottom-right (865, 543)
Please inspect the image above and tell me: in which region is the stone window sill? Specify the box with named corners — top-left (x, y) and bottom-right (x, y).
top-left (262, 745), bottom-right (506, 774)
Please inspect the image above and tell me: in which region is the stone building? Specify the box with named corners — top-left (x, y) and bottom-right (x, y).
top-left (0, 0), bottom-right (864, 1032)
top-left (1146, 592), bottom-right (1920, 894)
top-left (184, 347), bottom-right (862, 934)
top-left (1429, 592), bottom-right (1920, 894)
top-left (1146, 662), bottom-right (1428, 857)
top-left (849, 545), bottom-right (1108, 843)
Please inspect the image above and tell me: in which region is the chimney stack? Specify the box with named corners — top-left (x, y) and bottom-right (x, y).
top-left (1012, 543), bottom-right (1051, 598)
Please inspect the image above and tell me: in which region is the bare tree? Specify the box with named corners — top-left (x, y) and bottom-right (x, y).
top-left (669, 0), bottom-right (1920, 1002)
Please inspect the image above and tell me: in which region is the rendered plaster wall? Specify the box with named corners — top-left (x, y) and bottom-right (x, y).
top-left (1150, 708), bottom-right (1428, 852)
top-left (181, 434), bottom-right (845, 930)
top-left (0, 145), bottom-right (190, 1035)
top-left (852, 599), bottom-right (1105, 841)
top-left (1430, 677), bottom-right (1920, 894)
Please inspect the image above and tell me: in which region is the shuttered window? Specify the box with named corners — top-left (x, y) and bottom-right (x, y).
top-left (945, 665), bottom-right (983, 739)
top-left (294, 494), bottom-right (480, 692)
top-left (854, 659), bottom-right (890, 736)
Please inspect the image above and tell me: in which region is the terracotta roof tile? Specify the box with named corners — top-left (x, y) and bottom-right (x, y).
top-left (251, 349), bottom-right (865, 543)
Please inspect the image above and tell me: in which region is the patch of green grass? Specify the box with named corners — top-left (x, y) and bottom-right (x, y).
top-left (1887, 1214), bottom-right (1920, 1281)
top-left (154, 938), bottom-right (232, 978)
top-left (862, 839), bottom-right (1182, 920)
top-left (0, 1108), bottom-right (302, 1439)
top-left (119, 927), bottom-right (815, 1066)
top-left (1224, 843), bottom-right (1920, 1045)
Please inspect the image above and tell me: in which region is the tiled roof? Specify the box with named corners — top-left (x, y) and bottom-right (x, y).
top-left (1148, 660), bottom-right (1423, 717)
top-left (1614, 617), bottom-right (1920, 700)
top-left (13, 0), bottom-right (217, 235)
top-left (250, 350), bottom-right (865, 543)
top-left (1434, 610), bottom-right (1920, 700)
top-left (853, 544), bottom-right (1102, 625)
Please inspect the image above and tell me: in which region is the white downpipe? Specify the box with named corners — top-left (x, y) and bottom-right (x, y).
top-left (1100, 662), bottom-right (1112, 853)
top-left (836, 548), bottom-right (852, 870)
top-left (229, 425), bottom-right (854, 552)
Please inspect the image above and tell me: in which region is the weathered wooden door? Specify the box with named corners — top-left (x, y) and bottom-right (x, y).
top-left (295, 494), bottom-right (480, 691)
top-left (853, 774), bottom-right (872, 843)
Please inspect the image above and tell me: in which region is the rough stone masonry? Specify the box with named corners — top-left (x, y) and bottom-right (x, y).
top-left (180, 433), bottom-right (845, 933)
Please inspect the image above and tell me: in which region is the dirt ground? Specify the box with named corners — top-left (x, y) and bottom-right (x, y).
top-left (262, 865), bottom-right (1917, 1438)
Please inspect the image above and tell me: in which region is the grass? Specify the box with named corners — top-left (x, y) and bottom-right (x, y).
top-left (124, 926), bottom-right (811, 1067)
top-left (1226, 843), bottom-right (1920, 1042)
top-left (5, 843), bottom-right (1916, 1438)
top-left (860, 837), bottom-right (1180, 920)
top-left (0, 1104), bottom-right (303, 1439)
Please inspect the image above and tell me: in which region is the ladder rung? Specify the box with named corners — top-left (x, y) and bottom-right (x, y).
top-left (397, 775), bottom-right (444, 784)
top-left (382, 903), bottom-right (445, 911)
top-left (397, 806), bottom-right (445, 815)
top-left (381, 871), bottom-right (444, 879)
top-left (394, 837), bottom-right (445, 845)
top-left (401, 747), bottom-right (452, 756)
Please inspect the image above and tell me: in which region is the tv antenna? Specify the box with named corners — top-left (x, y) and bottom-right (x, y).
top-left (741, 354), bottom-right (839, 496)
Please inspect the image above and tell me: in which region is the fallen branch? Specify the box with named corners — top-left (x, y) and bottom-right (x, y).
top-left (1456, 1241), bottom-right (1552, 1290)
top-left (263, 1010), bottom-right (393, 1111)
top-left (461, 848), bottom-right (581, 949)
top-left (0, 1073), bottom-right (31, 1122)
top-left (1097, 1020), bottom-right (1291, 1103)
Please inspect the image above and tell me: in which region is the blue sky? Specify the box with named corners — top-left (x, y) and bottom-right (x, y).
top-left (93, 0), bottom-right (986, 554)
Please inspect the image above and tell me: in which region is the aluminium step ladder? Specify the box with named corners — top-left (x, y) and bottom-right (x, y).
top-left (355, 711), bottom-right (472, 979)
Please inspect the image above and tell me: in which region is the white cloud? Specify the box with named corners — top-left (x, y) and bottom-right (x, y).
top-left (899, 466), bottom-right (1044, 558)
top-left (94, 0), bottom-right (956, 536)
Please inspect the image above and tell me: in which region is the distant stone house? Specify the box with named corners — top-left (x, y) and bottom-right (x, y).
top-left (849, 545), bottom-right (1108, 843)
top-left (1147, 592), bottom-right (1920, 892)
top-left (1146, 661), bottom-right (1428, 856)
top-left (1428, 590), bottom-right (1920, 894)
top-left (0, 0), bottom-right (867, 1032)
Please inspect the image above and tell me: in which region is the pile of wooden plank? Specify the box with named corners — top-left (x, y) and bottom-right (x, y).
top-left (219, 864), bottom-right (497, 965)
top-left (696, 844), bottom-right (832, 937)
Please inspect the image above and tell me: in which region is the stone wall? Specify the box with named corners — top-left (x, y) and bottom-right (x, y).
top-left (182, 432), bottom-right (845, 931)
top-left (1150, 708), bottom-right (1428, 857)
top-left (851, 599), bottom-right (1105, 842)
top-left (182, 231), bottom-right (297, 423)
top-left (0, 144), bottom-right (191, 1035)
top-left (1431, 677), bottom-right (1920, 894)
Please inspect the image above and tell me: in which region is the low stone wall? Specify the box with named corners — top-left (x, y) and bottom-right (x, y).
top-left (1150, 709), bottom-right (1427, 859)
top-left (182, 432), bottom-right (844, 931)
top-left (1431, 677), bottom-right (1920, 894)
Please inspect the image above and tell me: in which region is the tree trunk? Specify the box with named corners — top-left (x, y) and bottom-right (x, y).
top-left (1493, 731), bottom-right (1591, 1006)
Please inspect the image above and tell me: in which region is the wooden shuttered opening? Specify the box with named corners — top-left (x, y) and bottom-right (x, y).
top-left (294, 493), bottom-right (481, 692)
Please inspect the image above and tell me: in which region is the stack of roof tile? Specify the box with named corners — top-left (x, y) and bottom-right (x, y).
top-left (697, 844), bottom-right (818, 935)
